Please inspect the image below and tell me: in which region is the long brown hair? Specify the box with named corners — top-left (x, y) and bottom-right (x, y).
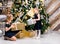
top-left (6, 15), bottom-right (12, 22)
top-left (5, 7), bottom-right (13, 22)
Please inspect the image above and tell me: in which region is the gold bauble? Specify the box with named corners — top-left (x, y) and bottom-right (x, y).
top-left (41, 22), bottom-right (43, 25)
top-left (24, 23), bottom-right (27, 26)
top-left (25, 16), bottom-right (27, 19)
top-left (40, 8), bottom-right (42, 10)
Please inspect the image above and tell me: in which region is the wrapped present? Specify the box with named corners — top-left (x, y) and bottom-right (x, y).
top-left (27, 8), bottom-right (34, 18)
top-left (27, 18), bottom-right (36, 25)
top-left (11, 22), bottom-right (25, 31)
top-left (12, 22), bottom-right (35, 38)
top-left (16, 32), bottom-right (25, 38)
top-left (29, 31), bottom-right (35, 37)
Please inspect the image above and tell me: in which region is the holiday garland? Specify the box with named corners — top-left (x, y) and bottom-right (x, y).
top-left (11, 0), bottom-right (49, 34)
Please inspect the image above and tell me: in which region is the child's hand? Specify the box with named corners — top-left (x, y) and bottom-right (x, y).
top-left (11, 24), bottom-right (16, 28)
top-left (33, 19), bottom-right (36, 24)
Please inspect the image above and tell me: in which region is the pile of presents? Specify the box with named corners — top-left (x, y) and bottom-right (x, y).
top-left (12, 22), bottom-right (35, 39)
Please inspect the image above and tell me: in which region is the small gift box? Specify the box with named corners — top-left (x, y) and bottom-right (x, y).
top-left (27, 18), bottom-right (36, 25)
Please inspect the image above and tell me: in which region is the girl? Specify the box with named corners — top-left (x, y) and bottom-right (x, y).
top-left (33, 6), bottom-right (41, 39)
top-left (4, 7), bottom-right (20, 41)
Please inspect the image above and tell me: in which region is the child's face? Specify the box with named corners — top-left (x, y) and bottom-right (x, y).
top-left (34, 8), bottom-right (39, 13)
top-left (7, 11), bottom-right (10, 14)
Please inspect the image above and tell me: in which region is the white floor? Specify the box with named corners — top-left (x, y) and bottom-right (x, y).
top-left (41, 31), bottom-right (60, 44)
top-left (0, 37), bottom-right (40, 44)
top-left (0, 31), bottom-right (60, 44)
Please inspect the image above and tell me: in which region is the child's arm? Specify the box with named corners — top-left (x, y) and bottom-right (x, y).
top-left (33, 14), bottom-right (40, 21)
top-left (5, 24), bottom-right (15, 31)
top-left (5, 27), bottom-right (10, 31)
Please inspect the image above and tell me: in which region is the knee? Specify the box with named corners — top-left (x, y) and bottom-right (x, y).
top-left (12, 38), bottom-right (16, 41)
top-left (11, 36), bottom-right (17, 41)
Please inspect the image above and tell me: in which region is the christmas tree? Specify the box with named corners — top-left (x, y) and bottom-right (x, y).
top-left (11, 0), bottom-right (49, 34)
